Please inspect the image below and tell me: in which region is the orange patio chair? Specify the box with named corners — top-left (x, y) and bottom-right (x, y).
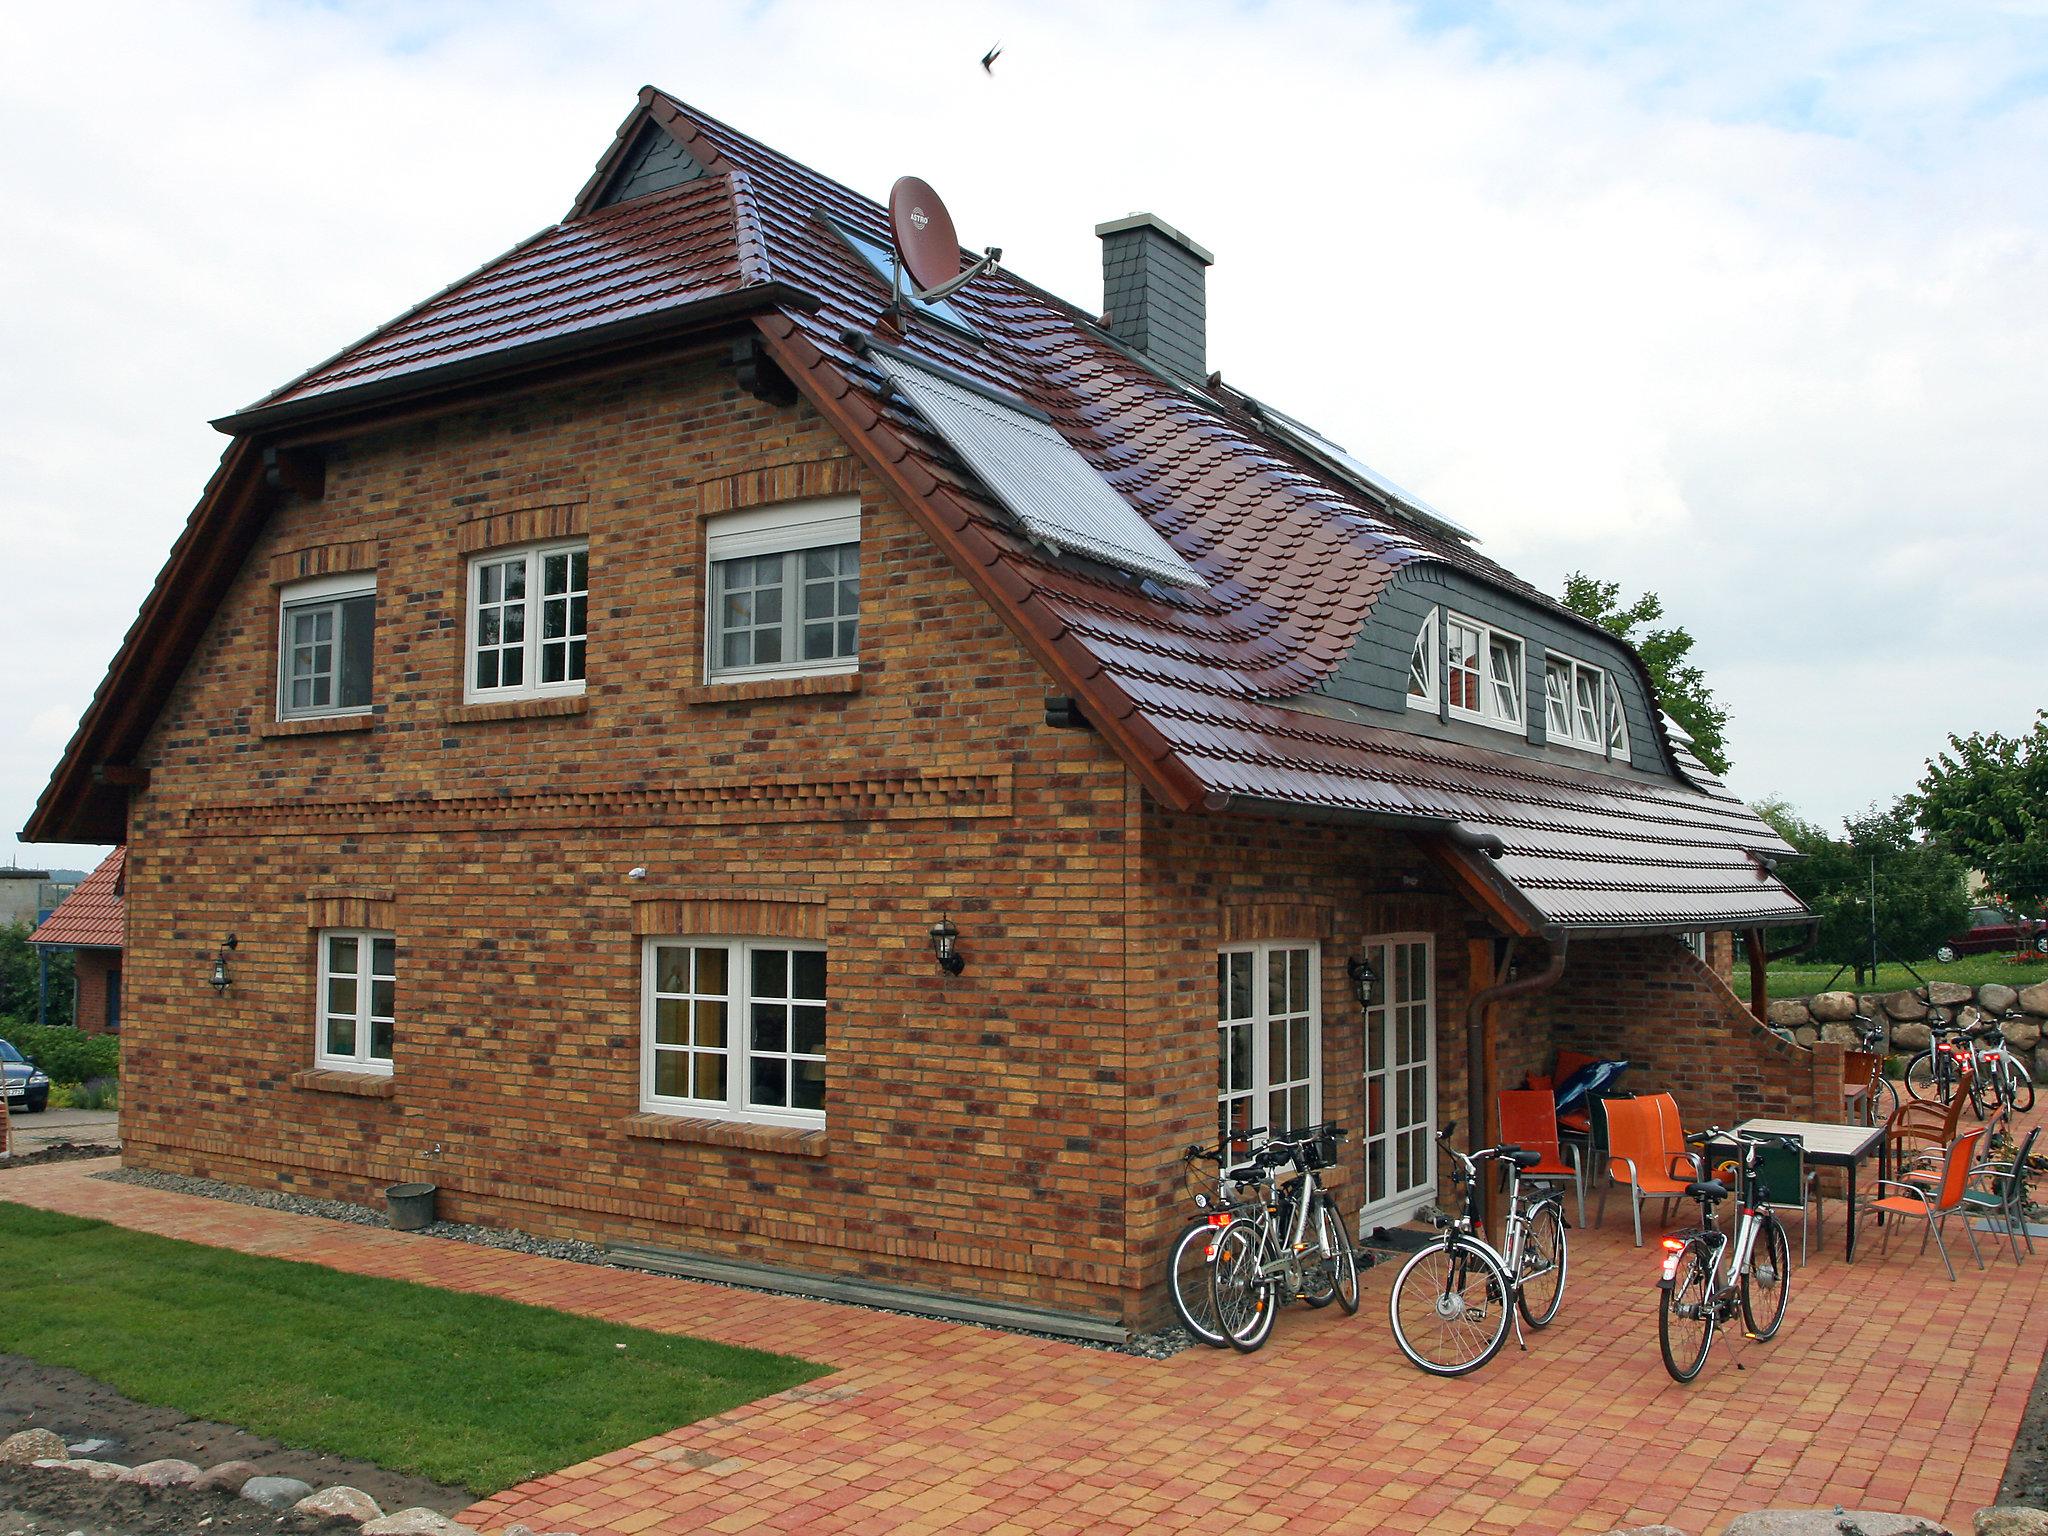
top-left (1498, 1089), bottom-right (1584, 1227)
top-left (1597, 1092), bottom-right (1700, 1246)
top-left (1860, 1126), bottom-right (1987, 1280)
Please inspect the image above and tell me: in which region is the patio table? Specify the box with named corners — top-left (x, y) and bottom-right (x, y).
top-left (1706, 1118), bottom-right (1887, 1262)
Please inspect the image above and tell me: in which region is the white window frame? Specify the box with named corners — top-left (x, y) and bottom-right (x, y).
top-left (704, 497), bottom-right (861, 684)
top-left (1216, 941), bottom-right (1322, 1145)
top-left (1545, 652), bottom-right (1626, 756)
top-left (277, 573), bottom-right (376, 721)
top-left (463, 539), bottom-right (588, 703)
top-left (1405, 608), bottom-right (1437, 709)
top-left (1442, 611), bottom-right (1523, 734)
top-left (640, 937), bottom-right (827, 1128)
top-left (315, 928), bottom-right (395, 1075)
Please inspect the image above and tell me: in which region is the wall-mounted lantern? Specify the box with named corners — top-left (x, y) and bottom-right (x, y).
top-left (929, 916), bottom-right (966, 976)
top-left (1347, 953), bottom-right (1379, 1011)
top-left (209, 933), bottom-right (238, 994)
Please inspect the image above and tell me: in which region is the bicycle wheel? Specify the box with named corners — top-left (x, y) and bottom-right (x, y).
top-left (1871, 1074), bottom-right (1900, 1127)
top-left (1166, 1219), bottom-right (1230, 1348)
top-left (1740, 1212), bottom-right (1791, 1341)
top-left (1658, 1238), bottom-right (1717, 1383)
top-left (1904, 1051), bottom-right (1944, 1103)
top-left (2005, 1053), bottom-right (2036, 1112)
top-left (1968, 1061), bottom-right (1997, 1121)
top-left (1300, 1193), bottom-right (1340, 1309)
top-left (1316, 1193), bottom-right (1360, 1315)
top-left (1389, 1237), bottom-right (1512, 1377)
top-left (1515, 1200), bottom-right (1569, 1329)
top-left (1209, 1221), bottom-right (1278, 1354)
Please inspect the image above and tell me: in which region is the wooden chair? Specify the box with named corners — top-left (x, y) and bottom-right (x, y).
top-left (1498, 1088), bottom-right (1585, 1227)
top-left (1861, 1127), bottom-right (1986, 1280)
top-left (1598, 1093), bottom-right (1699, 1246)
top-left (1885, 1095), bottom-right (1964, 1176)
top-left (1843, 1049), bottom-right (1880, 1125)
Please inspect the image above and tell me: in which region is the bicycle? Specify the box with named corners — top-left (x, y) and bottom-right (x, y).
top-left (1386, 1121), bottom-right (1571, 1377)
top-left (1846, 1013), bottom-right (1899, 1127)
top-left (1207, 1123), bottom-right (1359, 1353)
top-left (1656, 1128), bottom-right (1794, 1383)
top-left (1905, 1014), bottom-right (2030, 1119)
top-left (1166, 1129), bottom-right (1267, 1348)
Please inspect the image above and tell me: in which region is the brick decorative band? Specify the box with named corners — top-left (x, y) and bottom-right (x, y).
top-left (698, 458), bottom-right (859, 515)
top-left (269, 539), bottom-right (379, 585)
top-left (181, 766), bottom-right (1012, 837)
top-left (453, 498), bottom-right (589, 554)
top-left (307, 892), bottom-right (397, 930)
top-left (631, 892), bottom-right (827, 939)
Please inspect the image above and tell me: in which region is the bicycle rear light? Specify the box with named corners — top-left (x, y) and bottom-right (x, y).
top-left (1659, 1236), bottom-right (1686, 1282)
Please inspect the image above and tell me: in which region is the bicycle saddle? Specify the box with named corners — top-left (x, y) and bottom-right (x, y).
top-left (1504, 1148), bottom-right (1542, 1170)
top-left (1686, 1178), bottom-right (1728, 1201)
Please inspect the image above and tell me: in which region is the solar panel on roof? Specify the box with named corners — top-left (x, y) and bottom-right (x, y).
top-left (1248, 401), bottom-right (1480, 545)
top-left (871, 350), bottom-right (1210, 591)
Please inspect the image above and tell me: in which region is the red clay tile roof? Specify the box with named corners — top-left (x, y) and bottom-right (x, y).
top-left (28, 848), bottom-right (123, 950)
top-left (29, 88), bottom-right (1806, 935)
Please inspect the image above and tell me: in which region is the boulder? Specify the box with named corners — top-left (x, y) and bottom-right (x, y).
top-left (1819, 1022), bottom-right (1863, 1046)
top-left (1955, 1005), bottom-right (1988, 1033)
top-left (0, 1429), bottom-right (68, 1465)
top-left (362, 1510), bottom-right (479, 1536)
top-left (1723, 1512), bottom-right (1951, 1536)
top-left (1976, 1510), bottom-right (2048, 1536)
top-left (194, 1459), bottom-right (263, 1495)
top-left (2020, 981), bottom-right (2048, 1017)
top-left (1769, 1000), bottom-right (1812, 1029)
top-left (2003, 1018), bottom-right (2041, 1051)
top-left (1810, 991), bottom-right (1859, 1022)
top-left (1794, 1025), bottom-right (1821, 1047)
top-left (295, 1486), bottom-right (385, 1523)
top-left (37, 1458), bottom-right (129, 1481)
top-left (1929, 981), bottom-right (1974, 1006)
top-left (1885, 990), bottom-right (1931, 1021)
top-left (242, 1475), bottom-right (316, 1510)
top-left (1980, 983), bottom-right (2020, 1015)
top-left (123, 1458), bottom-right (202, 1489)
top-left (1891, 1021), bottom-right (1933, 1052)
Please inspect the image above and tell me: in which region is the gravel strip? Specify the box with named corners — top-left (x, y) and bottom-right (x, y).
top-left (94, 1167), bottom-right (1194, 1358)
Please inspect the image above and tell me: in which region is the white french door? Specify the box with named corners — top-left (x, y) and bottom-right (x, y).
top-left (1359, 933), bottom-right (1436, 1232)
top-left (1216, 943), bottom-right (1321, 1145)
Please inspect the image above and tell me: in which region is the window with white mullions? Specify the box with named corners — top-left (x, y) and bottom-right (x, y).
top-left (1606, 676), bottom-right (1631, 756)
top-left (1437, 610), bottom-right (1523, 733)
top-left (317, 929), bottom-right (394, 1073)
top-left (1545, 652), bottom-right (1624, 755)
top-left (704, 497), bottom-right (862, 684)
top-left (643, 938), bottom-right (827, 1126)
top-left (1406, 608), bottom-right (1437, 706)
top-left (466, 540), bottom-right (587, 700)
top-left (277, 575), bottom-right (374, 720)
top-left (1215, 942), bottom-right (1320, 1146)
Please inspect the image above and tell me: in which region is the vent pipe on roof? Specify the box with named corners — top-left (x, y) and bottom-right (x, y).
top-left (1095, 213), bottom-right (1213, 386)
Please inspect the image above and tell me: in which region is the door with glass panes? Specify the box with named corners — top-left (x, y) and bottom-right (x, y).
top-left (1358, 934), bottom-right (1435, 1231)
top-left (1216, 943), bottom-right (1321, 1146)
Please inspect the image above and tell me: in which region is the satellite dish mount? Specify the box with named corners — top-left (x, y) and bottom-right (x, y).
top-left (887, 176), bottom-right (1000, 322)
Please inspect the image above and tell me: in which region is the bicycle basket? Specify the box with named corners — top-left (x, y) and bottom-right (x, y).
top-left (1300, 1125), bottom-right (1342, 1171)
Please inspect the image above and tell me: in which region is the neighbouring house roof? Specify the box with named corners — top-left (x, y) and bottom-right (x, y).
top-left (27, 87), bottom-right (1806, 936)
top-left (28, 848), bottom-right (124, 950)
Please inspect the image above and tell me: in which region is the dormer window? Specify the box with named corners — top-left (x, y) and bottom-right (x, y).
top-left (1546, 654), bottom-right (1629, 758)
top-left (1407, 609), bottom-right (1437, 704)
top-left (1413, 611), bottom-right (1523, 733)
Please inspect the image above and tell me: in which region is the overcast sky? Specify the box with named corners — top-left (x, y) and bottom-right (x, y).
top-left (4, 0), bottom-right (2045, 873)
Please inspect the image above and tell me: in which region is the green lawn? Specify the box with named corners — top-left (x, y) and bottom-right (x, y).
top-left (1766, 953), bottom-right (2048, 1000)
top-left (0, 1203), bottom-right (828, 1492)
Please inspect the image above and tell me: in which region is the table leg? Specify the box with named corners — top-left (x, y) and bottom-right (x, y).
top-left (1846, 1160), bottom-right (1857, 1262)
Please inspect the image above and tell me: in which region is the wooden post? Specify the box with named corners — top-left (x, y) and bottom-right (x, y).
top-left (1468, 935), bottom-right (1500, 1243)
top-left (1747, 928), bottom-right (1769, 1024)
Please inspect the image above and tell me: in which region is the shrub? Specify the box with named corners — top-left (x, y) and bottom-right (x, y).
top-left (1, 1024), bottom-right (119, 1085)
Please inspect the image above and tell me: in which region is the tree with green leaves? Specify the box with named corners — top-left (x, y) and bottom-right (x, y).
top-left (1757, 796), bottom-right (1971, 983)
top-left (0, 923), bottom-right (73, 1028)
top-left (1560, 573), bottom-right (1732, 775)
top-left (1916, 711), bottom-right (2048, 911)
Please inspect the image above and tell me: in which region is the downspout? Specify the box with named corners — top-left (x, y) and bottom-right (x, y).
top-left (1466, 927), bottom-right (1570, 1233)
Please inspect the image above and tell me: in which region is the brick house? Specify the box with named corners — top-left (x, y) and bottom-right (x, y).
top-left (27, 848), bottom-right (124, 1035)
top-left (26, 88), bottom-right (1820, 1335)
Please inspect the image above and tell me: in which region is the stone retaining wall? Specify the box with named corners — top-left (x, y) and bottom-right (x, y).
top-left (1767, 979), bottom-right (2048, 1073)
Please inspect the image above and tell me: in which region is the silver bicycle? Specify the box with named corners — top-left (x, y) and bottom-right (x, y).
top-left (1207, 1123), bottom-right (1359, 1353)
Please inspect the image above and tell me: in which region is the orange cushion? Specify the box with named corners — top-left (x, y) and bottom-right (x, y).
top-left (1527, 1074), bottom-right (1555, 1091)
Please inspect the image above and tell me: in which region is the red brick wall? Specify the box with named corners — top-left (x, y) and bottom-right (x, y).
top-left (70, 950), bottom-right (119, 1036)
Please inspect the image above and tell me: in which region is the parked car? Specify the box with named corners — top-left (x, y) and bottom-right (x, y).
top-left (1935, 905), bottom-right (2048, 964)
top-left (0, 1039), bottom-right (50, 1113)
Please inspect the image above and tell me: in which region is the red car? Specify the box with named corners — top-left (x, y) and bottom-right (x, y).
top-left (1935, 905), bottom-right (2048, 964)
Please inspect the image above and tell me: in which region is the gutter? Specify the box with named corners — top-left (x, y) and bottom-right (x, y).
top-left (1465, 928), bottom-right (1570, 1232)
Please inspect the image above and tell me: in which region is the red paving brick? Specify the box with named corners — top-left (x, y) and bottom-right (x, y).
top-left (2, 1152), bottom-right (2043, 1535)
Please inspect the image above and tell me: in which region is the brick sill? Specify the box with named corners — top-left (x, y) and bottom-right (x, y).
top-left (621, 1113), bottom-right (826, 1157)
top-left (443, 694), bottom-right (588, 725)
top-left (681, 673), bottom-right (860, 707)
top-left (290, 1068), bottom-right (396, 1099)
top-left (256, 714), bottom-right (375, 739)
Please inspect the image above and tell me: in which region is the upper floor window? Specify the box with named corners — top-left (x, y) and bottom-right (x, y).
top-left (1442, 613), bottom-right (1522, 731)
top-left (642, 938), bottom-right (827, 1126)
top-left (705, 497), bottom-right (860, 683)
top-left (278, 574), bottom-right (374, 720)
top-left (466, 541), bottom-right (587, 701)
top-left (1407, 609), bottom-right (1437, 704)
top-left (317, 928), bottom-right (394, 1074)
top-left (1545, 654), bottom-right (1629, 757)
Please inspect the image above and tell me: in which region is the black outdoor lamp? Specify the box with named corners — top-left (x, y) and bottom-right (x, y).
top-left (929, 916), bottom-right (966, 976)
top-left (1347, 953), bottom-right (1379, 1010)
top-left (209, 933), bottom-right (238, 994)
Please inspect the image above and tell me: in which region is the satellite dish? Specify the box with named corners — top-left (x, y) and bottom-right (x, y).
top-left (884, 175), bottom-right (1001, 315)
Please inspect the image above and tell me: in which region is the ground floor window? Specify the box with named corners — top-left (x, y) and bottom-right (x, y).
top-left (1217, 942), bottom-right (1320, 1144)
top-left (316, 929), bottom-right (394, 1073)
top-left (642, 938), bottom-right (826, 1126)
top-left (1360, 934), bottom-right (1435, 1225)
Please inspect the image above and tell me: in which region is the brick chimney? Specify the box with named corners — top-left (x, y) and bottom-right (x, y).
top-left (1095, 213), bottom-right (1214, 385)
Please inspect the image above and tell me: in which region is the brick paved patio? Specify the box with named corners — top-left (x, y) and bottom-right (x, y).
top-left (1, 1154), bottom-right (2040, 1535)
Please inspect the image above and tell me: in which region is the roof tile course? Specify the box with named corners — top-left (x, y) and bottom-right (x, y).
top-left (27, 848), bottom-right (123, 950)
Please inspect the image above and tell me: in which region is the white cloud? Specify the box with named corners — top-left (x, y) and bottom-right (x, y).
top-left (3, 0), bottom-right (2046, 868)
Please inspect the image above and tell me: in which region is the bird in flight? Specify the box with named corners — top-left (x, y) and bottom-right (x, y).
top-left (981, 41), bottom-right (1002, 73)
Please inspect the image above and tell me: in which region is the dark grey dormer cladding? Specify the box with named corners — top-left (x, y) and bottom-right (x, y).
top-left (1312, 563), bottom-right (1668, 775)
top-left (595, 122), bottom-right (707, 208)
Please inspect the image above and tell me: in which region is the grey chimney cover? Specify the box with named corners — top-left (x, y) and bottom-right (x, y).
top-left (1096, 213), bottom-right (1212, 385)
